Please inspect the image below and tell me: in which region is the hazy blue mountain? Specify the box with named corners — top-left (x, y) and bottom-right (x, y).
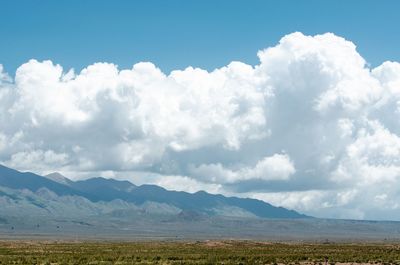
top-left (2, 165), bottom-right (400, 241)
top-left (117, 185), bottom-right (305, 218)
top-left (0, 164), bottom-right (307, 219)
top-left (45, 172), bottom-right (73, 186)
top-left (0, 165), bottom-right (84, 197)
top-left (70, 178), bottom-right (137, 202)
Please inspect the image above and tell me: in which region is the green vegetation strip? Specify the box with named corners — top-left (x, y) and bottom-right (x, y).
top-left (0, 241), bottom-right (399, 264)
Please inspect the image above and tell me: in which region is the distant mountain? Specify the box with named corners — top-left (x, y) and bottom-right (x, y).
top-left (0, 165), bottom-right (84, 197)
top-left (3, 165), bottom-right (400, 241)
top-left (70, 177), bottom-right (137, 202)
top-left (0, 164), bottom-right (307, 219)
top-left (45, 172), bottom-right (73, 186)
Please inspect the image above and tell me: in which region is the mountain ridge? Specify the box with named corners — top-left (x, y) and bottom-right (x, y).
top-left (4, 164), bottom-right (400, 241)
top-left (0, 164), bottom-right (308, 219)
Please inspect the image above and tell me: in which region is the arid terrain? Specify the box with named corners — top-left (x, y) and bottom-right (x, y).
top-left (0, 240), bottom-right (400, 264)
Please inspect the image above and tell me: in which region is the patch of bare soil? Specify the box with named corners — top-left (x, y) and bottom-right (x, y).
top-left (202, 240), bottom-right (232, 247)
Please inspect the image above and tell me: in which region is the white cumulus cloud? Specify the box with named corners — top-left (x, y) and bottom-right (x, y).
top-left (2, 32), bottom-right (400, 220)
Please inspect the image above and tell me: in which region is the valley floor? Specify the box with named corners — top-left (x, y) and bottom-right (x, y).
top-left (0, 240), bottom-right (400, 264)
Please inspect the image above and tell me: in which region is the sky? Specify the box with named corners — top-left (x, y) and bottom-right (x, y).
top-left (1, 0), bottom-right (400, 73)
top-left (1, 1), bottom-right (400, 220)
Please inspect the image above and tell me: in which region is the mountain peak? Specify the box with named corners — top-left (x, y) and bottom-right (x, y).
top-left (45, 172), bottom-right (72, 186)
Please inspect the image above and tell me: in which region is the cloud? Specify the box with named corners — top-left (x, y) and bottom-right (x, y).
top-left (333, 120), bottom-right (400, 185)
top-left (1, 32), bottom-right (400, 220)
top-left (1, 59), bottom-right (268, 172)
top-left (7, 150), bottom-right (69, 172)
top-left (189, 153), bottom-right (295, 184)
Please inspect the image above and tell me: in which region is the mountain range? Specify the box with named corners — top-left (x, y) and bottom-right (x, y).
top-left (0, 164), bottom-right (306, 220)
top-left (2, 164), bottom-right (400, 241)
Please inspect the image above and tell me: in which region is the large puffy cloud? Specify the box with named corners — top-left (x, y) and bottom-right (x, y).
top-left (2, 32), bottom-right (400, 220)
top-left (1, 60), bottom-right (268, 171)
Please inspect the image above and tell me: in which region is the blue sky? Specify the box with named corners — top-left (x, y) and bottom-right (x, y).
top-left (1, 0), bottom-right (400, 74)
top-left (3, 1), bottom-right (400, 220)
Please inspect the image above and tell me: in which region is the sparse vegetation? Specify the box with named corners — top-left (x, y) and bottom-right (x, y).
top-left (0, 241), bottom-right (399, 264)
